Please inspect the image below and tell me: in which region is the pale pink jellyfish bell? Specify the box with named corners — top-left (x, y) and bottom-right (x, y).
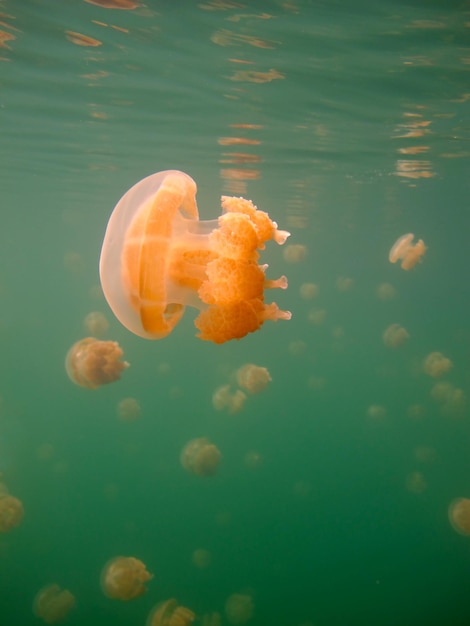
top-left (389, 233), bottom-right (427, 270)
top-left (99, 170), bottom-right (291, 344)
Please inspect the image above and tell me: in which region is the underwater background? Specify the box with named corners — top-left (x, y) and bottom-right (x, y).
top-left (1, 1), bottom-right (470, 625)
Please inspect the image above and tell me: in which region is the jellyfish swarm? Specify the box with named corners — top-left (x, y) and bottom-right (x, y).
top-left (389, 233), bottom-right (426, 270)
top-left (147, 598), bottom-right (195, 626)
top-left (100, 556), bottom-right (153, 601)
top-left (99, 170), bottom-right (291, 344)
top-left (33, 584), bottom-right (76, 624)
top-left (65, 337), bottom-right (129, 389)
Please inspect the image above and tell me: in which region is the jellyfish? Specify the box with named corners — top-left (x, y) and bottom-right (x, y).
top-left (405, 471), bottom-right (427, 494)
top-left (180, 438), bottom-right (221, 476)
top-left (224, 593), bottom-right (254, 625)
top-left (382, 323), bottom-right (409, 348)
top-left (117, 397), bottom-right (141, 421)
top-left (83, 311), bottom-right (109, 336)
top-left (0, 493), bottom-right (24, 533)
top-left (448, 498), bottom-right (470, 536)
top-left (201, 612), bottom-right (222, 626)
top-left (33, 584), bottom-right (76, 624)
top-left (299, 282), bottom-right (318, 300)
top-left (376, 282), bottom-right (396, 301)
top-left (192, 548), bottom-right (211, 569)
top-left (99, 170), bottom-right (291, 344)
top-left (212, 385), bottom-right (246, 414)
top-left (389, 233), bottom-right (427, 270)
top-left (147, 598), bottom-right (195, 626)
top-left (336, 276), bottom-right (354, 292)
top-left (65, 337), bottom-right (129, 388)
top-left (236, 364), bottom-right (271, 394)
top-left (423, 351), bottom-right (452, 377)
top-left (366, 405), bottom-right (386, 420)
top-left (282, 243), bottom-right (307, 263)
top-left (100, 556), bottom-right (153, 601)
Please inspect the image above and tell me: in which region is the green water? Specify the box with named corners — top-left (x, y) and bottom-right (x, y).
top-left (1, 1), bottom-right (470, 625)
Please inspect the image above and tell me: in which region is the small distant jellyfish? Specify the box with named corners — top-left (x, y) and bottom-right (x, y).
top-left (407, 404), bottom-right (426, 420)
top-left (201, 612), bottom-right (222, 626)
top-left (288, 340), bottom-right (307, 356)
top-left (299, 282), bottom-right (318, 300)
top-left (147, 598), bottom-right (195, 626)
top-left (83, 311), bottom-right (109, 336)
top-left (376, 282), bottom-right (396, 301)
top-left (283, 243), bottom-right (307, 263)
top-left (65, 337), bottom-right (129, 388)
top-left (225, 593), bottom-right (254, 625)
top-left (117, 397), bottom-right (141, 421)
top-left (236, 364), bottom-right (271, 394)
top-left (100, 556), bottom-right (153, 601)
top-left (192, 548), bottom-right (212, 569)
top-left (181, 438), bottom-right (221, 477)
top-left (367, 405), bottom-right (386, 420)
top-left (383, 323), bottom-right (409, 348)
top-left (33, 584), bottom-right (76, 624)
top-left (0, 493), bottom-right (24, 532)
top-left (244, 450), bottom-right (263, 470)
top-left (405, 471), bottom-right (427, 494)
top-left (389, 233), bottom-right (427, 270)
top-left (448, 498), bottom-right (470, 536)
top-left (308, 308), bottom-right (327, 325)
top-left (212, 385), bottom-right (246, 414)
top-left (423, 351), bottom-right (452, 377)
top-left (336, 276), bottom-right (354, 292)
top-left (431, 382), bottom-right (466, 418)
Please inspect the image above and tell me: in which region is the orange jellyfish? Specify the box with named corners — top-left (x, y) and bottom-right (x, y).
top-left (33, 584), bottom-right (76, 624)
top-left (448, 498), bottom-right (470, 536)
top-left (389, 233), bottom-right (427, 270)
top-left (100, 556), bottom-right (153, 600)
top-left (0, 493), bottom-right (23, 532)
top-left (236, 364), bottom-right (271, 394)
top-left (147, 598), bottom-right (195, 626)
top-left (65, 337), bottom-right (129, 388)
top-left (99, 170), bottom-right (291, 344)
top-left (382, 323), bottom-right (409, 348)
top-left (225, 593), bottom-right (254, 625)
top-left (181, 438), bottom-right (221, 476)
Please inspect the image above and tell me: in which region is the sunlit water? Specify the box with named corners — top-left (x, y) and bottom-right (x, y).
top-left (1, 1), bottom-right (470, 625)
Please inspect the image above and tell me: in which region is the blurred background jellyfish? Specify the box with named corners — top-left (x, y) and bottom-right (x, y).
top-left (192, 547), bottom-right (212, 569)
top-left (423, 351), bottom-right (453, 377)
top-left (147, 598), bottom-right (195, 626)
top-left (224, 593), bottom-right (254, 625)
top-left (212, 385), bottom-right (246, 414)
top-left (405, 471), bottom-right (427, 494)
top-left (389, 233), bottom-right (426, 270)
top-left (33, 584), bottom-right (76, 624)
top-left (99, 170), bottom-right (291, 344)
top-left (366, 405), bottom-right (386, 421)
top-left (117, 397), bottom-right (141, 421)
top-left (336, 276), bottom-right (354, 292)
top-left (382, 323), bottom-right (409, 348)
top-left (65, 337), bottom-right (129, 388)
top-left (236, 364), bottom-right (271, 394)
top-left (201, 612), bottom-right (222, 626)
top-left (282, 243), bottom-right (307, 263)
top-left (430, 381), bottom-right (466, 417)
top-left (448, 498), bottom-right (470, 536)
top-left (100, 556), bottom-right (153, 601)
top-left (180, 438), bottom-right (221, 476)
top-left (0, 491), bottom-right (23, 533)
top-left (299, 282), bottom-right (318, 300)
top-left (376, 282), bottom-right (396, 301)
top-left (83, 311), bottom-right (109, 336)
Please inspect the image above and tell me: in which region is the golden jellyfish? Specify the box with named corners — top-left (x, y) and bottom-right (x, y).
top-left (117, 397), bottom-right (141, 421)
top-left (147, 598), bottom-right (195, 626)
top-left (100, 556), bottom-right (153, 601)
top-left (0, 493), bottom-right (23, 532)
top-left (336, 276), bottom-right (354, 292)
top-left (201, 612), bottom-right (222, 626)
top-left (367, 405), bottom-right (386, 420)
top-left (236, 364), bottom-right (271, 394)
top-left (282, 243), bottom-right (307, 263)
top-left (376, 282), bottom-right (396, 301)
top-left (405, 471), bottom-right (427, 494)
top-left (423, 351), bottom-right (452, 377)
top-left (299, 282), bottom-right (319, 300)
top-left (212, 384), bottom-right (246, 414)
top-left (65, 337), bottom-right (129, 388)
top-left (448, 498), bottom-right (470, 536)
top-left (99, 170), bottom-right (291, 344)
top-left (389, 233), bottom-right (427, 270)
top-left (383, 323), bottom-right (409, 348)
top-left (83, 311), bottom-right (109, 336)
top-left (308, 308), bottom-right (327, 325)
top-left (224, 593), bottom-right (254, 625)
top-left (192, 548), bottom-right (212, 569)
top-left (180, 437), bottom-right (221, 477)
top-left (33, 584), bottom-right (76, 624)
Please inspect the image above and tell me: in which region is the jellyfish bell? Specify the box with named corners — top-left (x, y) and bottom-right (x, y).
top-left (99, 170), bottom-right (291, 344)
top-left (33, 583), bottom-right (76, 624)
top-left (389, 233), bottom-right (427, 270)
top-left (65, 337), bottom-right (129, 389)
top-left (147, 599), bottom-right (195, 626)
top-left (100, 556), bottom-right (153, 601)
top-left (448, 498), bottom-right (470, 536)
top-left (0, 493), bottom-right (24, 532)
top-left (180, 438), bottom-right (221, 476)
top-left (224, 593), bottom-right (254, 625)
top-left (236, 364), bottom-right (271, 394)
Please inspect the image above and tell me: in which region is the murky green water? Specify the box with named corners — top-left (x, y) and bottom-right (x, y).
top-left (1, 1), bottom-right (469, 625)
